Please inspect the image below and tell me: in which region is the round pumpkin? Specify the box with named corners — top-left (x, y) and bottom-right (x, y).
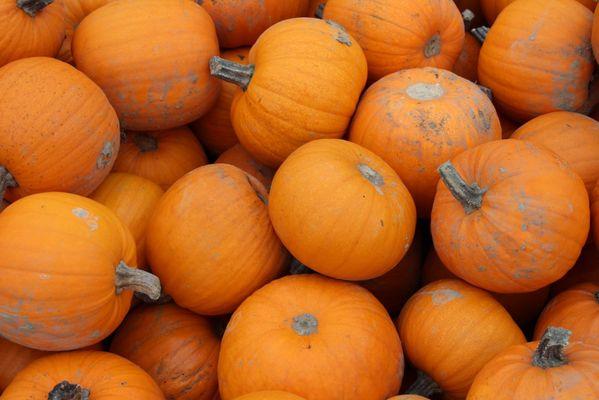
top-left (478, 0), bottom-right (594, 121)
top-left (467, 327), bottom-right (599, 399)
top-left (453, 32), bottom-right (481, 83)
top-left (0, 57), bottom-right (120, 203)
top-left (111, 303), bottom-right (220, 400)
top-left (269, 139), bottom-right (416, 281)
top-left (219, 274), bottom-right (403, 400)
top-left (233, 392), bottom-right (306, 400)
top-left (321, 0), bottom-right (464, 81)
top-left (432, 139), bottom-right (590, 293)
top-left (72, 0), bottom-right (220, 131)
top-left (397, 279), bottom-right (526, 399)
top-left (210, 18), bottom-right (367, 167)
top-left (551, 245), bottom-right (599, 294)
top-left (215, 144), bottom-right (275, 189)
top-left (146, 164), bottom-right (287, 315)
top-left (113, 127), bottom-right (208, 191)
top-left (483, 0), bottom-right (596, 24)
top-left (349, 67), bottom-right (500, 217)
top-left (0, 192), bottom-right (161, 351)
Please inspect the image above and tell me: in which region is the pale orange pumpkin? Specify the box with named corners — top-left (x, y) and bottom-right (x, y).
top-left (215, 144), bottom-right (275, 189)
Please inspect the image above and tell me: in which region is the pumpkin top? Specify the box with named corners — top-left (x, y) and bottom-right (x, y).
top-left (531, 327), bottom-right (571, 368)
top-left (16, 0), bottom-right (54, 17)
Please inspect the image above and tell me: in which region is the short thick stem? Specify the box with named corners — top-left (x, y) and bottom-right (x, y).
top-left (48, 381), bottom-right (90, 400)
top-left (532, 327), bottom-right (571, 369)
top-left (17, 0), bottom-right (53, 17)
top-left (209, 56), bottom-right (255, 91)
top-left (292, 313), bottom-right (318, 336)
top-left (471, 26), bottom-right (489, 44)
top-left (424, 34), bottom-right (442, 58)
top-left (115, 262), bottom-right (161, 301)
top-left (406, 370), bottom-right (442, 398)
top-left (0, 166), bottom-right (17, 201)
top-left (462, 9), bottom-right (474, 31)
top-left (438, 161), bottom-right (486, 214)
top-left (133, 133), bottom-right (158, 152)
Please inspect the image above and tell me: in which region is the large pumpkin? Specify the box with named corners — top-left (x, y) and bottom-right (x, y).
top-left (397, 279), bottom-right (526, 399)
top-left (210, 18), bottom-right (367, 167)
top-left (432, 139), bottom-right (590, 293)
top-left (216, 144), bottom-right (275, 189)
top-left (0, 192), bottom-right (161, 351)
top-left (551, 245), bottom-right (599, 294)
top-left (478, 0), bottom-right (594, 121)
top-left (483, 0), bottom-right (596, 24)
top-left (146, 164), bottom-right (287, 315)
top-left (269, 139), bottom-right (416, 281)
top-left (111, 303), bottom-right (220, 400)
top-left (0, 57), bottom-right (119, 202)
top-left (219, 274), bottom-right (403, 400)
top-left (72, 0), bottom-right (220, 131)
top-left (349, 67), bottom-right (500, 217)
top-left (321, 0), bottom-right (464, 81)
top-left (234, 392), bottom-right (306, 400)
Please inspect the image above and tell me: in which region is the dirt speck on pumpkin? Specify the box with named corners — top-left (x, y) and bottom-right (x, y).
top-left (72, 208), bottom-right (99, 232)
top-left (421, 288), bottom-right (463, 305)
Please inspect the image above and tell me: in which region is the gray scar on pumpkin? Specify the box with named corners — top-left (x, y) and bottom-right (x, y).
top-left (421, 289), bottom-right (463, 305)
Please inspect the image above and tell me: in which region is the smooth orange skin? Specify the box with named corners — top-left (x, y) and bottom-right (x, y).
top-left (219, 274), bottom-right (403, 400)
top-left (483, 0), bottom-right (596, 24)
top-left (397, 279), bottom-right (526, 399)
top-left (499, 113), bottom-right (519, 139)
top-left (0, 57), bottom-right (120, 202)
top-left (551, 245), bottom-right (599, 294)
top-left (231, 18), bottom-right (367, 167)
top-left (453, 34), bottom-right (480, 82)
top-left (147, 164), bottom-right (287, 315)
top-left (478, 0), bottom-right (594, 122)
top-left (269, 139), bottom-right (416, 281)
top-left (431, 139), bottom-right (590, 293)
top-left (349, 68), bottom-right (500, 217)
top-left (322, 0), bottom-right (464, 81)
top-left (0, 193), bottom-right (137, 351)
top-left (1, 351), bottom-right (165, 399)
top-left (111, 303), bottom-right (220, 400)
top-left (72, 0), bottom-right (220, 131)
top-left (113, 127), bottom-right (208, 191)
top-left (233, 392), bottom-right (306, 400)
top-left (216, 144), bottom-right (275, 190)
top-left (90, 172), bottom-right (164, 267)
top-left (467, 340), bottom-right (599, 399)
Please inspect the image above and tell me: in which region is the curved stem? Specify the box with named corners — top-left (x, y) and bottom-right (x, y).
top-left (17, 0), bottom-right (53, 17)
top-left (532, 327), bottom-right (571, 369)
top-left (210, 56), bottom-right (255, 91)
top-left (438, 161), bottom-right (486, 214)
top-left (133, 133), bottom-right (158, 153)
top-left (471, 26), bottom-right (489, 44)
top-left (0, 166), bottom-right (17, 202)
top-left (48, 381), bottom-right (90, 400)
top-left (115, 261), bottom-right (161, 301)
top-left (406, 370), bottom-right (442, 398)
top-left (462, 9), bottom-right (474, 31)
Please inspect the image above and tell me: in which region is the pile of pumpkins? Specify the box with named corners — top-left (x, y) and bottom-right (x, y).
top-left (0, 0), bottom-right (598, 399)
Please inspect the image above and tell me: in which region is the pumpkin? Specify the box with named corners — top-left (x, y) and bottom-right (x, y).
top-left (454, 1), bottom-right (485, 26)
top-left (111, 303), bottom-right (220, 400)
top-left (72, 0), bottom-right (220, 131)
top-left (483, 0), bottom-right (596, 24)
top-left (269, 139), bottom-right (416, 281)
top-left (146, 164), bottom-right (287, 315)
top-left (397, 279), bottom-right (526, 399)
top-left (210, 18), bottom-right (367, 167)
top-left (387, 397), bottom-right (428, 400)
top-left (349, 67), bottom-right (500, 217)
top-left (307, 0), bottom-right (325, 16)
top-left (0, 192), bottom-right (161, 351)
top-left (551, 245), bottom-right (599, 294)
top-left (215, 144), bottom-right (275, 189)
top-left (593, 179), bottom-right (599, 248)
top-left (113, 127), bottom-right (208, 191)
top-left (0, 57), bottom-right (119, 203)
top-left (431, 139), bottom-right (590, 293)
top-left (90, 172), bottom-right (164, 267)
top-left (233, 392), bottom-right (306, 400)
top-left (1, 351), bottom-right (165, 399)
top-left (321, 0), bottom-right (465, 81)
top-left (499, 113), bottom-right (519, 138)
top-left (478, 0), bottom-right (594, 121)
top-left (467, 327), bottom-right (599, 399)
top-left (219, 274), bottom-right (403, 400)
top-left (0, 0), bottom-right (65, 67)
top-left (200, 0), bottom-right (309, 49)
top-left (452, 10), bottom-right (481, 82)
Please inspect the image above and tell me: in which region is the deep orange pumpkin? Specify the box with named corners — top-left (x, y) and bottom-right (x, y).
top-left (551, 245), bottom-right (599, 294)
top-left (483, 0), bottom-right (596, 24)
top-left (453, 33), bottom-right (481, 83)
top-left (234, 392), bottom-right (306, 400)
top-left (215, 144), bottom-right (275, 189)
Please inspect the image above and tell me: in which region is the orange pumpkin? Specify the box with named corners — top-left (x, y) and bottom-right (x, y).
top-left (269, 139), bottom-right (416, 281)
top-left (216, 144), bottom-right (275, 189)
top-left (112, 127), bottom-right (208, 191)
top-left (387, 396), bottom-right (428, 400)
top-left (234, 392), bottom-right (306, 400)
top-left (321, 0), bottom-right (465, 81)
top-left (483, 0), bottom-right (596, 24)
top-left (219, 274), bottom-right (403, 400)
top-left (210, 18), bottom-right (367, 167)
top-left (111, 303), bottom-right (220, 400)
top-left (0, 192), bottom-right (161, 351)
top-left (478, 0), bottom-right (594, 121)
top-left (453, 33), bottom-right (480, 83)
top-left (72, 0), bottom-right (220, 131)
top-left (593, 180), bottom-right (599, 247)
top-left (0, 57), bottom-right (119, 203)
top-left (499, 113), bottom-right (519, 138)
top-left (349, 67), bottom-right (500, 217)
top-left (147, 164), bottom-right (287, 315)
top-left (432, 139), bottom-right (589, 293)
top-left (551, 245), bottom-right (599, 294)
top-left (397, 279), bottom-right (526, 399)
top-left (467, 327), bottom-right (599, 399)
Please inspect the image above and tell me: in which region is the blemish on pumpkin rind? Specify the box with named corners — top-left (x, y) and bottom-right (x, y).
top-left (325, 20), bottom-right (352, 46)
top-left (96, 141), bottom-right (114, 169)
top-left (421, 289), bottom-right (463, 305)
top-left (72, 208), bottom-right (99, 232)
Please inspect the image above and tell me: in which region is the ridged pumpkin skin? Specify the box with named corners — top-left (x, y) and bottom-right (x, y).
top-left (0, 0), bottom-right (65, 67)
top-left (431, 139), bottom-right (590, 293)
top-left (147, 164), bottom-right (287, 315)
top-left (322, 0), bottom-right (464, 81)
top-left (113, 127), bottom-right (208, 191)
top-left (269, 139), bottom-right (416, 281)
top-left (72, 0), bottom-right (220, 131)
top-left (551, 245), bottom-right (599, 294)
top-left (349, 67), bottom-right (500, 217)
top-left (0, 57), bottom-right (120, 202)
top-left (453, 34), bottom-right (480, 82)
top-left (219, 274), bottom-right (404, 400)
top-left (111, 303), bottom-right (220, 400)
top-left (1, 351), bottom-right (165, 399)
top-left (233, 392), bottom-right (306, 400)
top-left (216, 144), bottom-right (275, 189)
top-left (483, 0), bottom-right (596, 24)
top-left (478, 0), bottom-right (594, 121)
top-left (397, 279), bottom-right (526, 399)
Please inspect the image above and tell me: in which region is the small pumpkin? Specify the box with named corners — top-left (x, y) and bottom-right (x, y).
top-left (551, 245), bottom-right (599, 294)
top-left (219, 274), bottom-right (403, 400)
top-left (215, 144), bottom-right (275, 189)
top-left (483, 0), bottom-right (596, 24)
top-left (452, 10), bottom-right (481, 82)
top-left (233, 392), bottom-right (307, 400)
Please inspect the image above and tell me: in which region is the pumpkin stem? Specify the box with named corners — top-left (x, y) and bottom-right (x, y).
top-left (424, 34), bottom-right (442, 58)
top-left (17, 0), bottom-right (53, 17)
top-left (406, 370), bottom-right (442, 398)
top-left (532, 326), bottom-right (571, 369)
top-left (478, 85), bottom-right (493, 100)
top-left (48, 381), bottom-right (90, 400)
top-left (438, 161), bottom-right (486, 214)
top-left (133, 133), bottom-right (158, 152)
top-left (115, 261), bottom-right (162, 301)
top-left (462, 9), bottom-right (475, 31)
top-left (315, 2), bottom-right (325, 18)
top-left (471, 26), bottom-right (489, 44)
top-left (209, 56), bottom-right (255, 91)
top-left (292, 313), bottom-right (318, 336)
top-left (358, 163), bottom-right (384, 189)
top-left (0, 166), bottom-right (17, 202)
